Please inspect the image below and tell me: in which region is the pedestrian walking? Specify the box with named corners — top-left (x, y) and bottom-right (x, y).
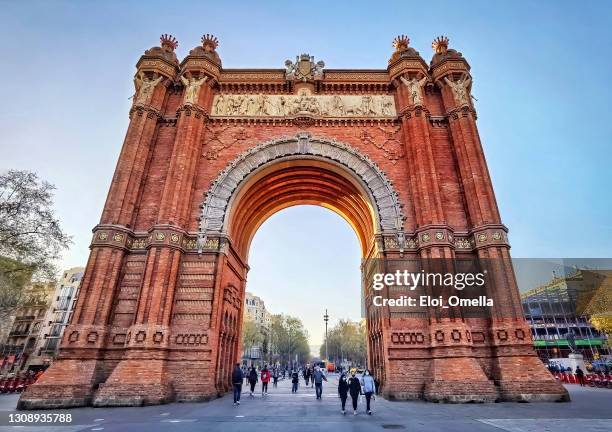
top-left (272, 367), bottom-right (279, 388)
top-left (575, 366), bottom-right (585, 387)
top-left (231, 363), bottom-right (244, 405)
top-left (261, 364), bottom-right (270, 395)
top-left (338, 372), bottom-right (349, 414)
top-left (348, 371), bottom-right (362, 415)
top-left (304, 366), bottom-right (310, 386)
top-left (312, 366), bottom-right (328, 400)
top-left (310, 366), bottom-right (314, 387)
top-left (248, 366), bottom-right (258, 396)
top-left (291, 369), bottom-right (299, 393)
top-left (361, 369), bottom-right (375, 415)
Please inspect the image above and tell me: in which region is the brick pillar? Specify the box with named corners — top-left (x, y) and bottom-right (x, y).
top-left (430, 36), bottom-right (568, 401)
top-left (92, 36), bottom-right (221, 407)
top-left (384, 37), bottom-right (497, 402)
top-left (18, 37), bottom-right (179, 410)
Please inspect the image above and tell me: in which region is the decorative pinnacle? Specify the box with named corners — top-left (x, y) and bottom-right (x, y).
top-left (201, 34), bottom-right (219, 51)
top-left (160, 34), bottom-right (178, 51)
top-left (393, 35), bottom-right (410, 51)
top-left (432, 36), bottom-right (449, 54)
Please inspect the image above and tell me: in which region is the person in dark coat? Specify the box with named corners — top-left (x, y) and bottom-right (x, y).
top-left (291, 369), bottom-right (299, 393)
top-left (348, 371), bottom-right (362, 415)
top-left (575, 366), bottom-right (586, 386)
top-left (248, 366), bottom-right (258, 396)
top-left (337, 373), bottom-right (349, 414)
top-left (231, 363), bottom-right (244, 405)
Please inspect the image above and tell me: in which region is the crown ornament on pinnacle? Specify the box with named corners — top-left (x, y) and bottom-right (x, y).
top-left (201, 34), bottom-right (219, 52)
top-left (160, 34), bottom-right (178, 51)
top-left (432, 36), bottom-right (449, 54)
top-left (393, 35), bottom-right (410, 51)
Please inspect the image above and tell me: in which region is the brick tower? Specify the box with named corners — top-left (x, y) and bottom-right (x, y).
top-left (18, 33), bottom-right (568, 408)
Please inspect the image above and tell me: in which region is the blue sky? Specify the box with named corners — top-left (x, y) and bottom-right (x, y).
top-left (1, 1), bottom-right (611, 346)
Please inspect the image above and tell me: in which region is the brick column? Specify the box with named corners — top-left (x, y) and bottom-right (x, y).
top-left (384, 36), bottom-right (497, 401)
top-left (430, 36), bottom-right (567, 401)
top-left (92, 36), bottom-right (221, 407)
top-left (18, 36), bottom-right (179, 410)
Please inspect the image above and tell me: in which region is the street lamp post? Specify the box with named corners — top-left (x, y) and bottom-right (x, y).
top-left (324, 309), bottom-right (329, 362)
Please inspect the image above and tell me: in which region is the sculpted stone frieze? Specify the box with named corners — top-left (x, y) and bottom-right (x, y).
top-left (211, 89), bottom-right (396, 118)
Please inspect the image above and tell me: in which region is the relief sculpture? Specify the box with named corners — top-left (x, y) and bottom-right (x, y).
top-left (211, 89), bottom-right (396, 118)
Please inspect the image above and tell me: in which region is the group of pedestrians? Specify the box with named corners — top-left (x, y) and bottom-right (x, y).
top-left (231, 362), bottom-right (378, 415)
top-left (338, 369), bottom-right (376, 415)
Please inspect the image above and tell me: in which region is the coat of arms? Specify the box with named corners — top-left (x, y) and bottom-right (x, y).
top-left (284, 54), bottom-right (325, 81)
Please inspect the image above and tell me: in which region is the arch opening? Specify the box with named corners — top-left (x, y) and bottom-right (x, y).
top-left (199, 134), bottom-right (407, 259)
top-left (227, 158), bottom-right (379, 260)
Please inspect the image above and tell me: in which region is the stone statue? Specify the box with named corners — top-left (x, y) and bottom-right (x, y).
top-left (313, 60), bottom-right (325, 79)
top-left (400, 75), bottom-right (428, 106)
top-left (133, 72), bottom-right (163, 105)
top-left (284, 59), bottom-right (297, 79)
top-left (180, 75), bottom-right (208, 105)
top-left (444, 74), bottom-right (471, 106)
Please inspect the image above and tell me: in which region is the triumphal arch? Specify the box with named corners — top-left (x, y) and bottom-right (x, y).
top-left (19, 34), bottom-right (568, 408)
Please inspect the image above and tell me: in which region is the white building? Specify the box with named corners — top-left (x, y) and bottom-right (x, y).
top-left (35, 267), bottom-right (85, 365)
top-left (243, 292), bottom-right (271, 362)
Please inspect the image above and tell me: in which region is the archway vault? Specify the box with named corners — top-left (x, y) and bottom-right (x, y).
top-left (199, 132), bottom-right (406, 259)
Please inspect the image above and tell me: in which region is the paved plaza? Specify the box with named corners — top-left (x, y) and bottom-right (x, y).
top-left (0, 376), bottom-right (610, 431)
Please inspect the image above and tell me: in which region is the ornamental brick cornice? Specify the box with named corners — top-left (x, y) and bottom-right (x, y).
top-left (388, 58), bottom-right (429, 81)
top-left (91, 225), bottom-right (220, 253)
top-left (430, 57), bottom-right (471, 83)
top-left (219, 69), bottom-right (286, 83)
top-left (468, 224), bottom-right (510, 249)
top-left (129, 104), bottom-right (163, 120)
top-left (176, 104), bottom-right (209, 121)
top-left (136, 56), bottom-right (180, 80)
top-left (380, 224), bottom-right (509, 253)
top-left (399, 105), bottom-right (431, 120)
top-left (180, 55), bottom-right (221, 82)
top-left (207, 116), bottom-right (398, 127)
top-left (446, 105), bottom-right (478, 121)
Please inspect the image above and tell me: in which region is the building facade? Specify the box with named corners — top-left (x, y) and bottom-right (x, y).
top-left (20, 33), bottom-right (567, 409)
top-left (33, 267), bottom-right (85, 367)
top-left (242, 292), bottom-right (271, 361)
top-left (1, 282), bottom-right (55, 373)
top-left (522, 269), bottom-right (611, 361)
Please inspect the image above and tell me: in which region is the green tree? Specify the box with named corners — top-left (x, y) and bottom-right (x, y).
top-left (269, 314), bottom-right (310, 366)
top-left (321, 319), bottom-right (366, 366)
top-left (0, 170), bottom-right (71, 334)
top-left (242, 316), bottom-right (264, 354)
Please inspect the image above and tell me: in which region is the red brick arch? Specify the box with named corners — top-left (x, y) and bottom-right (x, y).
top-left (18, 35), bottom-right (569, 409)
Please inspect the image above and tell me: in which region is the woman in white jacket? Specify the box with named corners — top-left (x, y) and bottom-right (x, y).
top-left (360, 370), bottom-right (376, 415)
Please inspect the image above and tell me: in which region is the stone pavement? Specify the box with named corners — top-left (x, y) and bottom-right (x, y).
top-left (0, 375), bottom-right (610, 432)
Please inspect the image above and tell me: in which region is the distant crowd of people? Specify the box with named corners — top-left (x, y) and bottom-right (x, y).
top-left (231, 363), bottom-right (379, 415)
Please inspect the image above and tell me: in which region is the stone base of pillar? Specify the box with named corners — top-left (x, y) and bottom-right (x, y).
top-left (17, 359), bottom-right (102, 410)
top-left (494, 355), bottom-right (570, 402)
top-left (423, 356), bottom-right (499, 403)
top-left (92, 359), bottom-right (174, 407)
top-left (424, 380), bottom-right (499, 403)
